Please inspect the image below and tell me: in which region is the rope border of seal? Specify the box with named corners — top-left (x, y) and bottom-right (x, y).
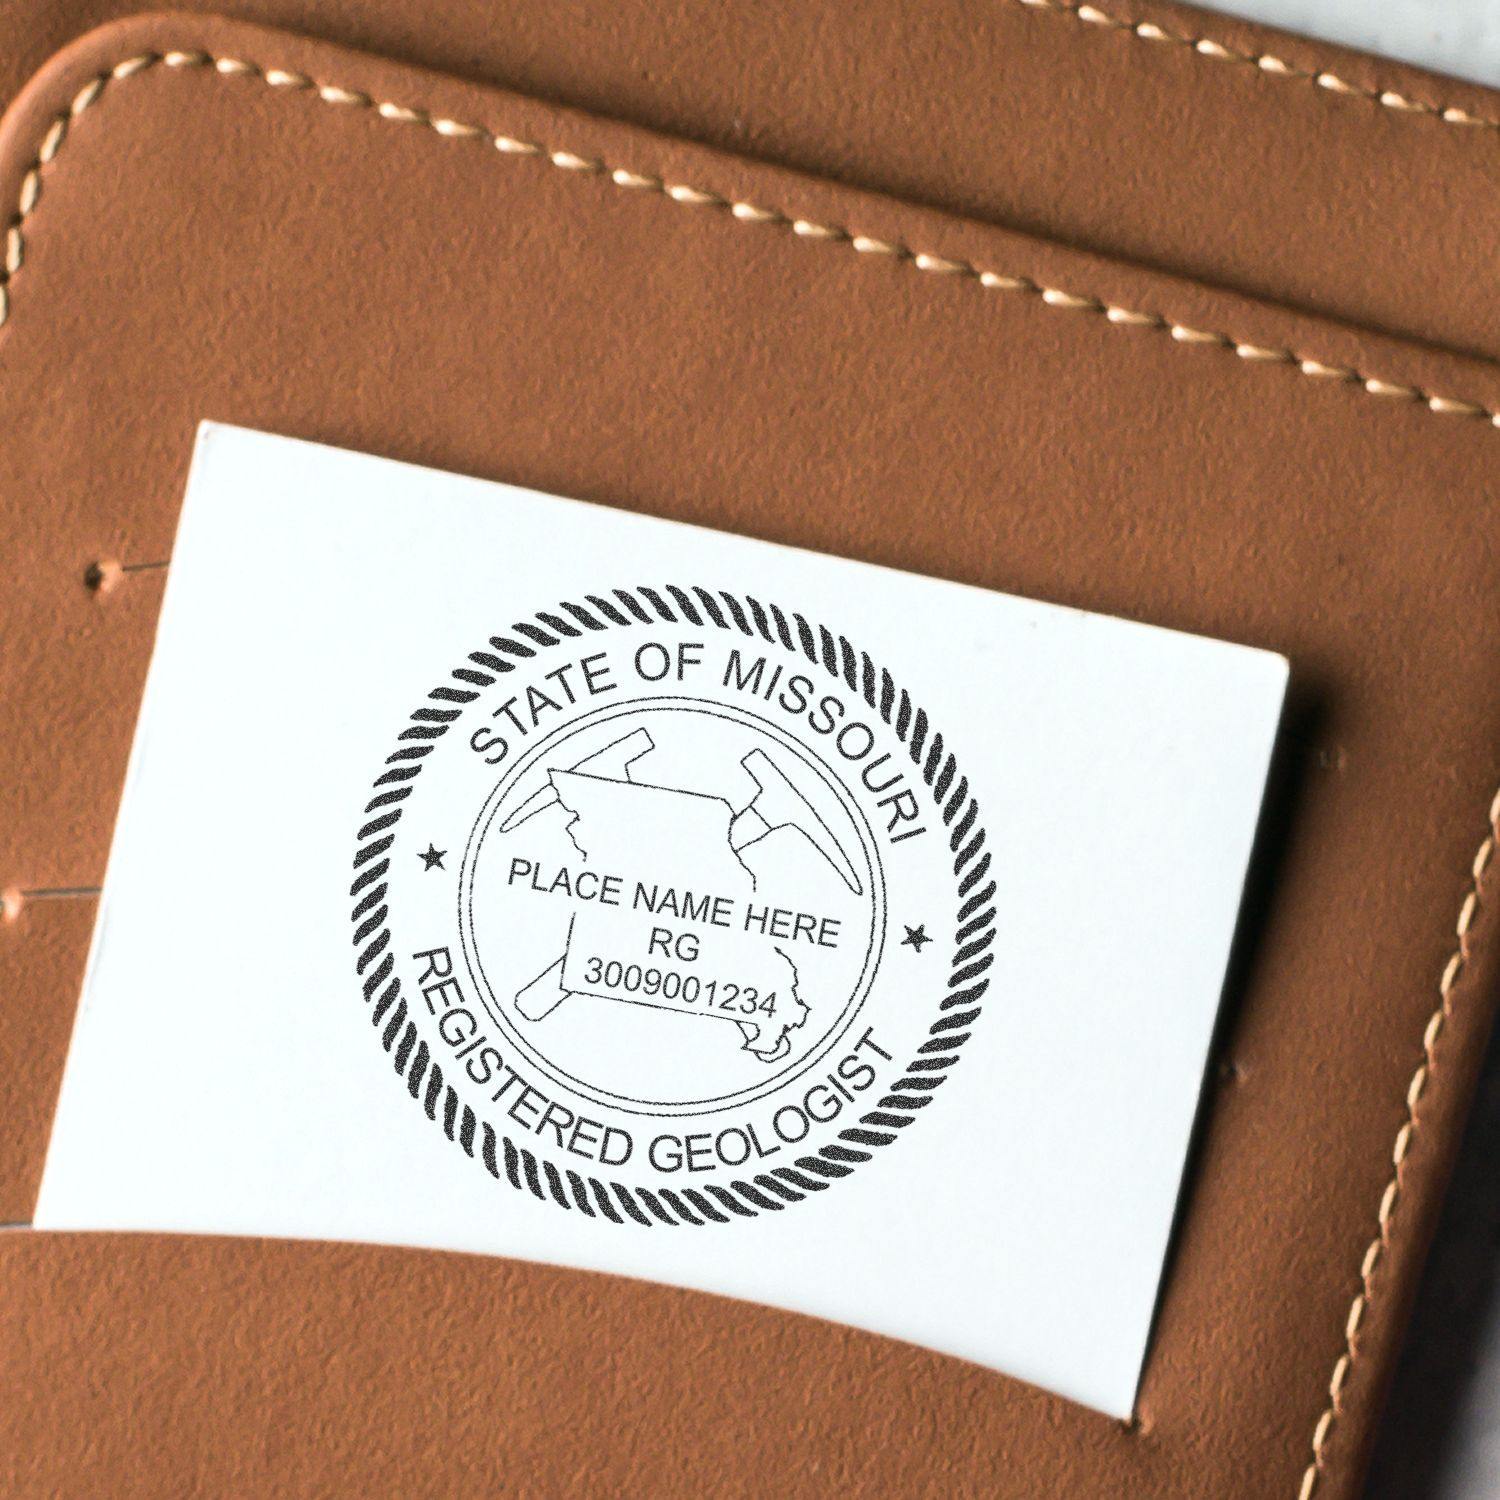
top-left (2, 49), bottom-right (1498, 429)
top-left (1006, 0), bottom-right (1500, 133)
top-left (1297, 787), bottom-right (1500, 1499)
top-left (350, 585), bottom-right (995, 1228)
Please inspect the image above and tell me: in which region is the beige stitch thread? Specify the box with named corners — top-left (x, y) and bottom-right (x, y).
top-left (1298, 788), bottom-right (1500, 1500)
top-left (1299, 360), bottom-right (1351, 380)
top-left (913, 251), bottom-right (967, 275)
top-left (1041, 286), bottom-right (1095, 309)
top-left (1006, 0), bottom-right (1500, 133)
top-left (666, 183), bottom-right (718, 205)
top-left (71, 78), bottom-right (104, 113)
top-left (0, 53), bottom-right (1496, 451)
top-left (981, 271), bottom-right (1032, 291)
top-left (3, 48), bottom-right (1500, 447)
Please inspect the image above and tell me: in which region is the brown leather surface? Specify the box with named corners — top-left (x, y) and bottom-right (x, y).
top-left (1, 8), bottom-right (1497, 1499)
top-left (2, 0), bottom-right (1500, 361)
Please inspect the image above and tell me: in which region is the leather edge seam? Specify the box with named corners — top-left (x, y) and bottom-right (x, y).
top-left (1006, 0), bottom-right (1500, 134)
top-left (2, 47), bottom-right (1499, 436)
top-left (1295, 787), bottom-right (1500, 1498)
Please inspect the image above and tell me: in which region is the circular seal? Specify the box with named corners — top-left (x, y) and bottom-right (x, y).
top-left (351, 586), bottom-right (993, 1227)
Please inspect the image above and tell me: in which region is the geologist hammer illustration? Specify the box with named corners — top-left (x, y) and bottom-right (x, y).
top-left (728, 749), bottom-right (863, 896)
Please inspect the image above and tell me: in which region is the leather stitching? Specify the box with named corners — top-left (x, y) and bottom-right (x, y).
top-left (1297, 787), bottom-right (1499, 1499)
top-left (1, 50), bottom-right (1498, 431)
top-left (2, 47), bottom-right (1500, 1497)
top-left (1007, 0), bottom-right (1500, 133)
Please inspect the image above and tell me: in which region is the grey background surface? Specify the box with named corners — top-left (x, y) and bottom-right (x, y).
top-left (1221, 0), bottom-right (1500, 85)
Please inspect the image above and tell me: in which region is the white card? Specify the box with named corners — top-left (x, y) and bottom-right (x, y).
top-left (35, 423), bottom-right (1286, 1418)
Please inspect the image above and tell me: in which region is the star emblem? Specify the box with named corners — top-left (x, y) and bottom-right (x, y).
top-left (419, 844), bottom-right (447, 872)
top-left (901, 923), bottom-right (932, 953)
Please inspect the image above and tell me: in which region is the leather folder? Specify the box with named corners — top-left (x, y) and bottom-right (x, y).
top-left (2, 3), bottom-right (1497, 1495)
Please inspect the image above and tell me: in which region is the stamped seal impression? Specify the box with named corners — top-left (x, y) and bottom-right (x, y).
top-left (351, 586), bottom-right (993, 1226)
